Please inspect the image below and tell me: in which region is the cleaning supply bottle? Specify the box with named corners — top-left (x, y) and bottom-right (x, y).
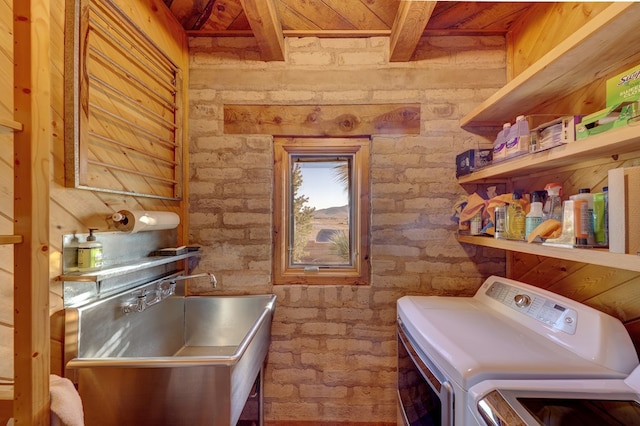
top-left (543, 183), bottom-right (563, 221)
top-left (77, 228), bottom-right (103, 272)
top-left (493, 122), bottom-right (511, 163)
top-left (570, 188), bottom-right (594, 246)
top-left (506, 191), bottom-right (526, 241)
top-left (494, 205), bottom-right (507, 239)
top-left (505, 115), bottom-right (530, 159)
top-left (525, 191), bottom-right (544, 239)
top-left (593, 190), bottom-right (607, 247)
top-left (603, 186), bottom-right (609, 246)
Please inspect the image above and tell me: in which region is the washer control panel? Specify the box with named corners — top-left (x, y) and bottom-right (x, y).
top-left (485, 281), bottom-right (577, 334)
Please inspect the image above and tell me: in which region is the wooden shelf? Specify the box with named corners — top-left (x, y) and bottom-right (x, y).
top-left (0, 117), bottom-right (22, 132)
top-left (0, 235), bottom-right (23, 245)
top-left (458, 124), bottom-right (640, 184)
top-left (460, 2), bottom-right (640, 129)
top-left (0, 384), bottom-right (12, 400)
top-left (0, 384), bottom-right (13, 420)
top-left (458, 235), bottom-right (640, 273)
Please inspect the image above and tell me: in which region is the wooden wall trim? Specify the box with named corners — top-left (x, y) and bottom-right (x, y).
top-left (13, 0), bottom-right (51, 424)
top-left (223, 104), bottom-right (421, 136)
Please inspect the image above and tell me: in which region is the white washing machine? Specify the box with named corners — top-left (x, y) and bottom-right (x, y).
top-left (468, 365), bottom-right (640, 425)
top-left (397, 275), bottom-right (639, 425)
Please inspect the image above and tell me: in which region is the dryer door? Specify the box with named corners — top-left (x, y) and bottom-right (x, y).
top-left (476, 389), bottom-right (640, 426)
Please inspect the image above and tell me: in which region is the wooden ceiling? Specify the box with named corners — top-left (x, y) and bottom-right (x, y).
top-left (163, 0), bottom-right (535, 61)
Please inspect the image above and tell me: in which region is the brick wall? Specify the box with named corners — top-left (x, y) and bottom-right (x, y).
top-left (188, 36), bottom-right (507, 424)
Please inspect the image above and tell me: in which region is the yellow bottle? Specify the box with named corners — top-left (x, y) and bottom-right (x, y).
top-left (77, 228), bottom-right (103, 272)
top-left (506, 191), bottom-right (526, 241)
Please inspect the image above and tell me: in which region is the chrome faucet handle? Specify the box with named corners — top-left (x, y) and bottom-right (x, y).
top-left (134, 293), bottom-right (148, 312)
top-left (122, 289), bottom-right (149, 314)
top-left (208, 273), bottom-right (217, 288)
top-left (122, 293), bottom-right (147, 314)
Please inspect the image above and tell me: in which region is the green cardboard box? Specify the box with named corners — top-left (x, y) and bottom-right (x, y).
top-left (607, 64), bottom-right (640, 107)
top-left (576, 101), bottom-right (638, 140)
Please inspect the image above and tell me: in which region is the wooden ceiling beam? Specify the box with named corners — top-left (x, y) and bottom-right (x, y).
top-left (389, 0), bottom-right (437, 62)
top-left (239, 0), bottom-right (284, 61)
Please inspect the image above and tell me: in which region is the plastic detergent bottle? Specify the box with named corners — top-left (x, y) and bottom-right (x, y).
top-left (505, 115), bottom-right (530, 159)
top-left (493, 122), bottom-right (511, 163)
top-left (506, 191), bottom-right (526, 241)
top-left (543, 183), bottom-right (563, 221)
top-left (525, 191), bottom-right (544, 239)
top-left (593, 190), bottom-right (608, 247)
top-left (570, 188), bottom-right (594, 246)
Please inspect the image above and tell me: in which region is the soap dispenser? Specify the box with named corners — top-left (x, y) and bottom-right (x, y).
top-left (77, 228), bottom-right (103, 272)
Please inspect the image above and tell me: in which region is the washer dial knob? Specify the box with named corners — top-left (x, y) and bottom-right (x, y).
top-left (514, 294), bottom-right (531, 308)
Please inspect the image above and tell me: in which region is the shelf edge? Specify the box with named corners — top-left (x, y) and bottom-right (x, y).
top-left (458, 235), bottom-right (640, 273)
top-left (457, 124), bottom-right (640, 184)
top-left (0, 117), bottom-right (22, 132)
top-left (60, 252), bottom-right (198, 283)
top-left (0, 235), bottom-right (23, 245)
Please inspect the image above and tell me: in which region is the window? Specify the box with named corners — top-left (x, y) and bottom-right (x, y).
top-left (273, 138), bottom-right (371, 285)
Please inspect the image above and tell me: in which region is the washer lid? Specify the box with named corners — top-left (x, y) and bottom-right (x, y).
top-left (398, 295), bottom-right (633, 390)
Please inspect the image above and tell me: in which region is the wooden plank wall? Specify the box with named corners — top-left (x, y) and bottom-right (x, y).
top-left (507, 2), bottom-right (612, 79)
top-left (0, 0), bottom-right (188, 422)
top-left (49, 0), bottom-right (189, 369)
top-left (507, 4), bottom-right (640, 338)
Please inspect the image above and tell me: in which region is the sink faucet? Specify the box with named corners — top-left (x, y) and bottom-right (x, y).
top-left (161, 272), bottom-right (217, 288)
top-left (122, 273), bottom-right (217, 314)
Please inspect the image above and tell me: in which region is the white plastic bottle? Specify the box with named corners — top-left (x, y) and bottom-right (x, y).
top-left (77, 228), bottom-right (104, 272)
top-left (493, 122), bottom-right (510, 163)
top-left (525, 191), bottom-right (544, 239)
top-left (505, 115), bottom-right (530, 159)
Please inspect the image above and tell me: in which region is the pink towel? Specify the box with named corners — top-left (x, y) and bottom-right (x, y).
top-left (50, 375), bottom-right (84, 426)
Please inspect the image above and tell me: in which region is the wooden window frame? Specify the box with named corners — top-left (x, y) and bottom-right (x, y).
top-left (273, 137), bottom-right (371, 285)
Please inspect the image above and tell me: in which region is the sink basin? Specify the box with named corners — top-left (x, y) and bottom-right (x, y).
top-left (65, 286), bottom-right (276, 426)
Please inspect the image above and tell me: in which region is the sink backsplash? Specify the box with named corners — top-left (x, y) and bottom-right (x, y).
top-left (61, 229), bottom-right (184, 307)
top-left (62, 229), bottom-right (177, 273)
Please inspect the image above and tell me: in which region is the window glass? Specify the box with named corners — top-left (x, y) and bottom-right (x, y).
top-left (291, 158), bottom-right (351, 267)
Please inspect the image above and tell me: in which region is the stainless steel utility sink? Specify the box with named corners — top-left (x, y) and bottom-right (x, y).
top-left (65, 279), bottom-right (276, 426)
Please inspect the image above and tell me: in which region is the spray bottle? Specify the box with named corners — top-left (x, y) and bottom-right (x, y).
top-left (543, 183), bottom-right (563, 221)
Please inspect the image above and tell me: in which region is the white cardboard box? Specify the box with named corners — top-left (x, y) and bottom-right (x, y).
top-left (608, 166), bottom-right (640, 254)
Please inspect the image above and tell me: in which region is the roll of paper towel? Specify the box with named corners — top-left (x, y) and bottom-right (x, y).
top-left (111, 210), bottom-right (180, 233)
